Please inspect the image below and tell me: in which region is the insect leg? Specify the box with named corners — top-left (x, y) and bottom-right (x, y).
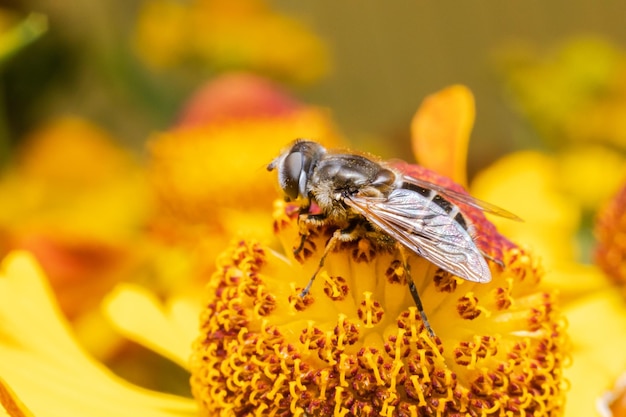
top-left (399, 246), bottom-right (436, 337)
top-left (299, 228), bottom-right (347, 298)
top-left (294, 233), bottom-right (308, 257)
top-left (480, 249), bottom-right (504, 268)
top-left (294, 210), bottom-right (327, 257)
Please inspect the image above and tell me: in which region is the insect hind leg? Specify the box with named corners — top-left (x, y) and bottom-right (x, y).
top-left (399, 247), bottom-right (436, 338)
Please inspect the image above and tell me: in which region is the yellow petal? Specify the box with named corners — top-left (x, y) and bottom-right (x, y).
top-left (598, 372), bottom-right (626, 417)
top-left (557, 145), bottom-right (626, 211)
top-left (471, 151), bottom-right (582, 267)
top-left (564, 288), bottom-right (626, 417)
top-left (0, 252), bottom-right (197, 417)
top-left (0, 378), bottom-right (35, 417)
top-left (103, 284), bottom-right (199, 369)
top-left (543, 263), bottom-right (609, 303)
top-left (411, 84), bottom-right (475, 186)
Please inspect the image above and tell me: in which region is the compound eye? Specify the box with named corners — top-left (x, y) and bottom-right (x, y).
top-left (280, 151), bottom-right (304, 200)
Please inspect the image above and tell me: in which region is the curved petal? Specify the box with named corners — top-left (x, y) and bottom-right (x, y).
top-left (564, 288), bottom-right (626, 417)
top-left (103, 284), bottom-right (199, 369)
top-left (0, 252), bottom-right (197, 417)
top-left (0, 378), bottom-right (35, 417)
top-left (411, 85), bottom-right (475, 186)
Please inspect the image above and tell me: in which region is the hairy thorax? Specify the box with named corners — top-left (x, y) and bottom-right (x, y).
top-left (308, 154), bottom-right (397, 224)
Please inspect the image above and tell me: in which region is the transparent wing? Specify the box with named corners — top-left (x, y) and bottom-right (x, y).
top-left (346, 188), bottom-right (491, 283)
top-left (401, 175), bottom-right (522, 221)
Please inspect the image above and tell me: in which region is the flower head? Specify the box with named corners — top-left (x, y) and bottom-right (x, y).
top-left (0, 116), bottom-right (150, 319)
top-left (133, 0), bottom-right (330, 84)
top-left (189, 163), bottom-right (567, 416)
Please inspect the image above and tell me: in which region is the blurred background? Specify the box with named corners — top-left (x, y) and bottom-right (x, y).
top-left (2, 0), bottom-right (626, 411)
top-left (3, 1), bottom-right (625, 169)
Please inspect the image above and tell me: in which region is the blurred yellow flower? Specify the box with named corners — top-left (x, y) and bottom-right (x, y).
top-left (566, 288), bottom-right (626, 417)
top-left (0, 251), bottom-right (197, 417)
top-left (557, 145), bottom-right (626, 213)
top-left (148, 74), bottom-right (344, 272)
top-left (472, 151), bottom-right (581, 271)
top-left (133, 0), bottom-right (330, 84)
top-left (0, 116), bottom-right (151, 320)
top-left (590, 183), bottom-right (626, 416)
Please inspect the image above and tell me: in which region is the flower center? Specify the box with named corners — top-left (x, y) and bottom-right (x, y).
top-left (189, 200), bottom-right (568, 417)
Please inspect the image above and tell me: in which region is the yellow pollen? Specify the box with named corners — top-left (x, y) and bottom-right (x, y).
top-left (267, 373), bottom-right (287, 400)
top-left (318, 369), bottom-right (330, 400)
top-left (323, 272), bottom-right (349, 300)
top-left (358, 291), bottom-right (385, 327)
top-left (333, 387), bottom-right (349, 417)
top-left (337, 354), bottom-right (350, 387)
top-left (288, 382), bottom-right (301, 414)
top-left (409, 375), bottom-right (428, 406)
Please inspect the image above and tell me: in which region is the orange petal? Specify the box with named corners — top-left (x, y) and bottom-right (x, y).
top-left (411, 85), bottom-right (475, 186)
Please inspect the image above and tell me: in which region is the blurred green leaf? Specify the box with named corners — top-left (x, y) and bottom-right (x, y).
top-left (0, 13), bottom-right (48, 67)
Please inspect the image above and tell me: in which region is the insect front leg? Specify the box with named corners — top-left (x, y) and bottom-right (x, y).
top-left (299, 224), bottom-right (359, 298)
top-left (294, 209), bottom-right (328, 257)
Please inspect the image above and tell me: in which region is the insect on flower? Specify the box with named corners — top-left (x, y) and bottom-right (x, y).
top-left (267, 139), bottom-right (520, 336)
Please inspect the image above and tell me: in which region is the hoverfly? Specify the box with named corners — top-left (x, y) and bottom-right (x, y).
top-left (267, 140), bottom-right (519, 336)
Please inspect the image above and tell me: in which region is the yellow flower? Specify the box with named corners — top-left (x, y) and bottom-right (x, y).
top-left (472, 147), bottom-right (626, 274)
top-left (189, 193), bottom-right (566, 416)
top-left (557, 145), bottom-right (626, 213)
top-left (0, 116), bottom-right (151, 320)
top-left (133, 0), bottom-right (330, 84)
top-left (471, 151), bottom-right (582, 272)
top-left (189, 86), bottom-right (568, 416)
top-left (0, 251), bottom-right (197, 417)
top-left (566, 288), bottom-right (626, 417)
